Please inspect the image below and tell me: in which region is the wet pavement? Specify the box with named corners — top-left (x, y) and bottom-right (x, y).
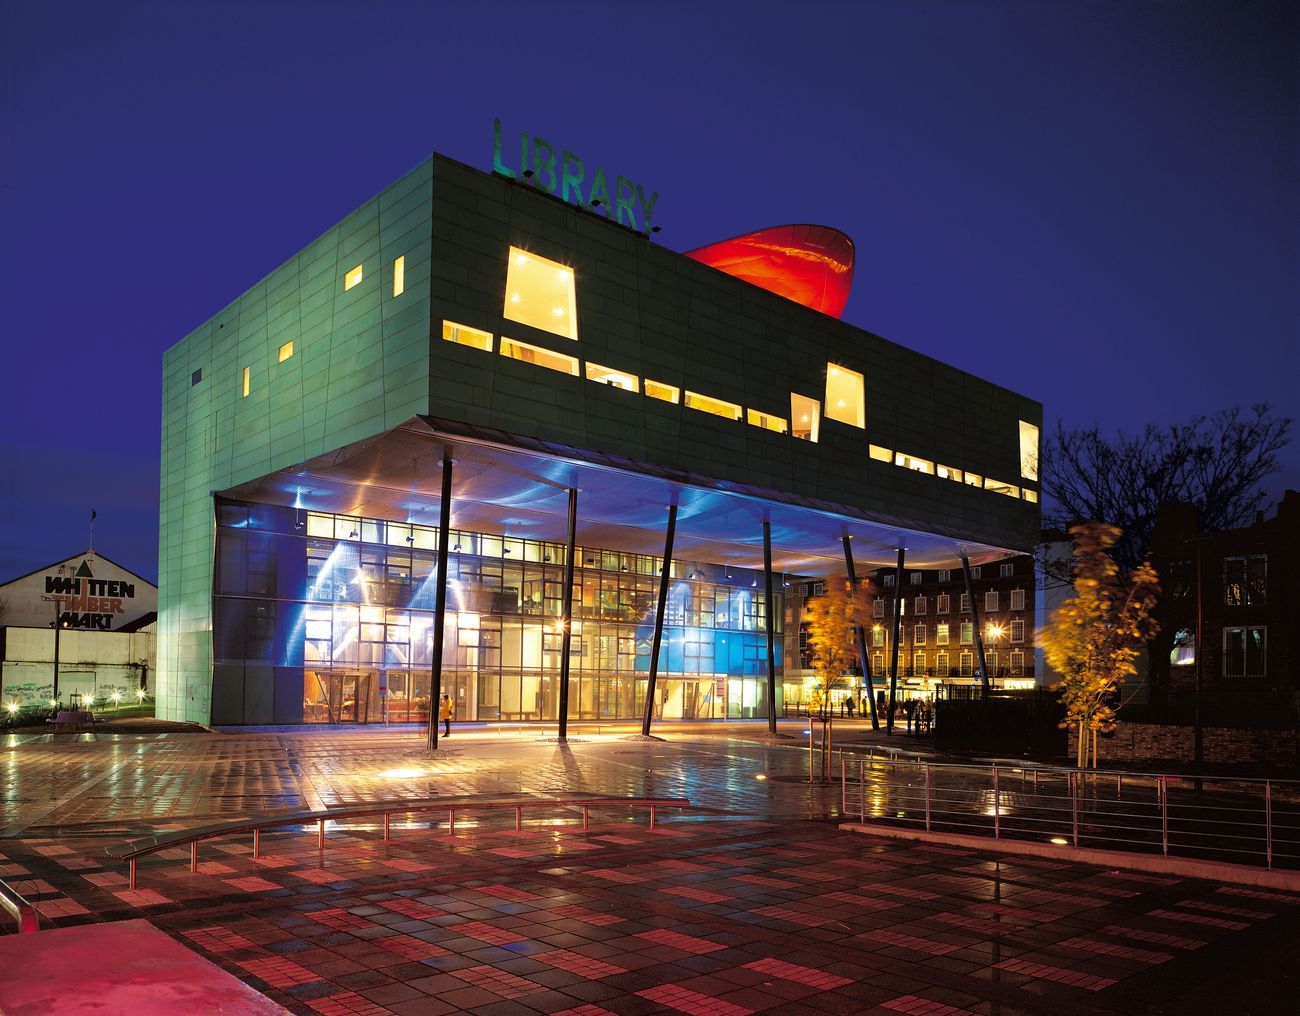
top-left (3, 723), bottom-right (1299, 1014)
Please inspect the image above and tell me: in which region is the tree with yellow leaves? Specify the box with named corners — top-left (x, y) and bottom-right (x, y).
top-left (802, 576), bottom-right (873, 779)
top-left (1040, 522), bottom-right (1160, 768)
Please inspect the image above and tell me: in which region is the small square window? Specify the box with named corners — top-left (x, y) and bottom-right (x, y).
top-left (344, 264), bottom-right (364, 290)
top-left (393, 255), bottom-right (405, 297)
top-left (278, 340), bottom-right (294, 363)
top-left (825, 363), bottom-right (865, 428)
top-left (586, 363), bottom-right (639, 392)
top-left (241, 366), bottom-right (250, 397)
top-left (1000, 562), bottom-right (1014, 577)
top-left (190, 368), bottom-right (202, 386)
top-left (746, 408), bottom-right (788, 434)
top-left (645, 380), bottom-right (680, 404)
top-left (504, 247), bottom-right (577, 340)
top-left (791, 393), bottom-right (820, 442)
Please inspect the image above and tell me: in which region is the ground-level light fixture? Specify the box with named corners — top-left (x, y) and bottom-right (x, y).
top-left (6, 702), bottom-right (17, 714)
top-left (755, 774), bottom-right (767, 781)
top-left (1049, 837), bottom-right (1069, 846)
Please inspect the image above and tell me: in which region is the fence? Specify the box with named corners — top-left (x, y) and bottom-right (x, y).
top-left (1119, 688), bottom-right (1300, 731)
top-left (840, 754), bottom-right (1300, 870)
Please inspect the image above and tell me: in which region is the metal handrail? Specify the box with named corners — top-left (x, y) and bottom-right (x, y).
top-left (0, 878), bottom-right (39, 934)
top-left (110, 792), bottom-right (691, 889)
top-left (842, 754), bottom-right (1295, 870)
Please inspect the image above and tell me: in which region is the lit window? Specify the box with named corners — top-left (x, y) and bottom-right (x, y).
top-left (936, 651), bottom-right (949, 675)
top-left (241, 366), bottom-right (250, 398)
top-left (442, 320), bottom-right (493, 352)
top-left (790, 393), bottom-right (820, 442)
top-left (1022, 489), bottom-right (1039, 503)
top-left (1019, 420), bottom-right (1039, 481)
top-left (645, 380), bottom-right (680, 403)
top-left (937, 464), bottom-right (962, 482)
top-left (913, 652), bottom-right (925, 676)
top-left (959, 651), bottom-right (974, 677)
top-left (1224, 555), bottom-right (1267, 606)
top-left (1009, 650), bottom-right (1025, 676)
top-left (960, 622), bottom-right (973, 644)
top-left (586, 362), bottom-right (639, 392)
top-left (1010, 619), bottom-right (1025, 643)
top-left (393, 255), bottom-right (405, 297)
top-left (684, 391), bottom-right (742, 421)
top-left (500, 336), bottom-right (579, 375)
top-left (868, 445), bottom-right (892, 463)
top-left (873, 652), bottom-right (885, 672)
top-left (913, 624), bottom-right (926, 644)
top-left (894, 452), bottom-right (934, 474)
top-left (984, 477), bottom-right (1020, 498)
top-left (964, 472), bottom-right (983, 488)
top-left (747, 409), bottom-right (788, 434)
top-left (278, 341), bottom-right (294, 363)
top-left (503, 247), bottom-right (577, 340)
top-left (824, 363), bottom-right (865, 428)
top-left (936, 623), bottom-right (949, 645)
top-left (344, 264), bottom-right (363, 291)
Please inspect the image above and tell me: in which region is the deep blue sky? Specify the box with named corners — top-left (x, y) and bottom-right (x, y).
top-left (2, 0), bottom-right (1296, 583)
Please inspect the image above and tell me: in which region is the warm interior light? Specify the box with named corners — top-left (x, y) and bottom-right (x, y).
top-left (755, 774), bottom-right (767, 781)
top-left (825, 362), bottom-right (865, 428)
top-left (442, 321), bottom-right (493, 352)
top-left (684, 391), bottom-right (742, 421)
top-left (393, 255), bottom-right (405, 297)
top-left (278, 340), bottom-right (294, 363)
top-left (790, 393), bottom-right (820, 442)
top-left (646, 380), bottom-right (680, 404)
top-left (1050, 837), bottom-right (1069, 846)
top-left (586, 362), bottom-right (640, 393)
top-left (503, 246), bottom-right (578, 339)
top-left (344, 264), bottom-right (363, 290)
top-left (500, 336), bottom-right (579, 375)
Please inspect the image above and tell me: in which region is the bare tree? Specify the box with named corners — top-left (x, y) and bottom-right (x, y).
top-left (1042, 404), bottom-right (1292, 574)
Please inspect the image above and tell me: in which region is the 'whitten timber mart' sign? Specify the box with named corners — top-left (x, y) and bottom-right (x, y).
top-left (0, 553), bottom-right (157, 632)
top-left (492, 118), bottom-right (660, 234)
top-left (44, 559), bottom-right (137, 630)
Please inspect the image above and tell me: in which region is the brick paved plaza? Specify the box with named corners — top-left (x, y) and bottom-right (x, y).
top-left (3, 724), bottom-right (1299, 1014)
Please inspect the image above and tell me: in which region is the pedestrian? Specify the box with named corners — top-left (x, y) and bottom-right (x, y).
top-left (846, 696), bottom-right (856, 719)
top-left (904, 698), bottom-right (916, 734)
top-left (439, 693), bottom-right (453, 737)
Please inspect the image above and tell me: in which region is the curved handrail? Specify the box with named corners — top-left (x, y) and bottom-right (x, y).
top-left (0, 878), bottom-right (39, 934)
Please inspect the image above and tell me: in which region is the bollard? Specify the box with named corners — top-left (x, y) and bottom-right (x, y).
top-left (449, 808), bottom-right (455, 836)
top-left (383, 813), bottom-right (390, 841)
top-left (190, 841), bottom-right (198, 872)
top-left (583, 805), bottom-right (590, 831)
top-left (318, 818), bottom-right (325, 849)
top-left (808, 725), bottom-right (814, 784)
top-left (253, 828), bottom-right (261, 859)
top-left (1071, 772), bottom-right (1079, 848)
top-left (649, 805), bottom-right (656, 830)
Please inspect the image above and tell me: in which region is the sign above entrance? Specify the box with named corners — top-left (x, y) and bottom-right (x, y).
top-left (492, 118), bottom-right (659, 235)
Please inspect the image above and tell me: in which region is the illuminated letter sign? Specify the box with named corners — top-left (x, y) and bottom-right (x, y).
top-left (493, 118), bottom-right (659, 234)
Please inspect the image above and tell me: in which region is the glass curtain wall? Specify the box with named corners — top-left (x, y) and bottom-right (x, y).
top-left (213, 501), bottom-right (783, 723)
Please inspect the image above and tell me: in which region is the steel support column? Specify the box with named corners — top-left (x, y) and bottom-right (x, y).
top-left (961, 553), bottom-right (992, 699)
top-left (763, 518), bottom-right (778, 736)
top-left (886, 546), bottom-right (906, 734)
top-left (640, 503), bottom-right (678, 736)
top-left (557, 487), bottom-right (578, 740)
top-left (426, 452), bottom-right (453, 752)
top-left (842, 535), bottom-right (879, 730)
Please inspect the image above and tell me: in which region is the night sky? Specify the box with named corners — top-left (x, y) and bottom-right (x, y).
top-left (2, 0), bottom-right (1296, 583)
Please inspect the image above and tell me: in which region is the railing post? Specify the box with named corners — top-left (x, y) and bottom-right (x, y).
top-left (1160, 779), bottom-right (1169, 857)
top-left (383, 813), bottom-right (390, 841)
top-left (992, 765), bottom-right (1000, 839)
top-left (190, 841), bottom-right (198, 872)
top-left (650, 805), bottom-right (656, 830)
top-left (1265, 780), bottom-right (1273, 869)
top-left (860, 759), bottom-right (866, 823)
top-left (449, 808), bottom-right (455, 836)
top-left (129, 858), bottom-right (137, 890)
top-left (841, 754), bottom-right (847, 814)
top-left (318, 818), bottom-right (324, 849)
top-left (808, 724), bottom-right (814, 783)
top-left (253, 829), bottom-right (261, 859)
top-left (515, 806), bottom-right (522, 831)
top-left (583, 805), bottom-right (589, 831)
top-left (925, 764), bottom-right (932, 832)
top-left (1071, 772), bottom-right (1080, 848)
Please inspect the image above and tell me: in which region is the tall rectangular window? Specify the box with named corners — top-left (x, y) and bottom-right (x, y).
top-left (1019, 420), bottom-right (1039, 481)
top-left (586, 363), bottom-right (639, 392)
top-left (913, 595), bottom-right (926, 615)
top-left (790, 393), bottom-right (820, 441)
top-left (1010, 588), bottom-right (1025, 611)
top-left (873, 652), bottom-right (885, 674)
top-left (684, 391), bottom-right (741, 420)
top-left (1010, 619), bottom-right (1025, 643)
top-left (824, 363), bottom-right (865, 428)
top-left (913, 652), bottom-right (926, 677)
top-left (1223, 555), bottom-right (1267, 606)
top-left (936, 623), bottom-right (949, 646)
top-left (500, 336), bottom-right (579, 375)
top-left (344, 264), bottom-right (363, 291)
top-left (504, 247), bottom-right (578, 340)
top-left (959, 652), bottom-right (974, 677)
top-left (1009, 650), bottom-right (1025, 677)
top-left (872, 627), bottom-right (884, 648)
top-left (747, 408), bottom-right (788, 434)
top-left (278, 340), bottom-right (294, 363)
top-left (960, 622), bottom-right (973, 644)
top-left (936, 593), bottom-right (950, 614)
top-left (645, 380), bottom-right (680, 403)
top-left (393, 255), bottom-right (405, 297)
top-left (985, 590), bottom-right (999, 612)
top-left (913, 624), bottom-right (926, 644)
top-left (959, 593), bottom-right (969, 612)
top-left (1223, 627), bottom-right (1266, 678)
top-left (872, 598), bottom-right (884, 618)
top-left (241, 366), bottom-right (250, 397)
top-left (442, 321), bottom-right (493, 352)
top-left (936, 651), bottom-right (949, 675)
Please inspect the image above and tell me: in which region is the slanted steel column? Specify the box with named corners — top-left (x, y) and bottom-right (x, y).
top-left (763, 518), bottom-right (778, 736)
top-left (557, 487), bottom-right (578, 740)
top-left (960, 553), bottom-right (992, 699)
top-left (426, 452), bottom-right (453, 752)
top-left (886, 546), bottom-right (906, 734)
top-left (641, 503), bottom-right (678, 736)
top-left (842, 535), bottom-right (879, 731)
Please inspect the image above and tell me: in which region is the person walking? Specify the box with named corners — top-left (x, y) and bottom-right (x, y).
top-left (439, 694), bottom-right (453, 737)
top-left (904, 698), bottom-right (916, 734)
top-left (846, 695), bottom-right (856, 719)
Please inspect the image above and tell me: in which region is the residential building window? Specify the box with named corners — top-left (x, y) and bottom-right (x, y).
top-left (1223, 627), bottom-right (1266, 679)
top-left (914, 595), bottom-right (926, 615)
top-left (910, 572), bottom-right (923, 586)
top-left (645, 380), bottom-right (680, 403)
top-left (1000, 562), bottom-right (1014, 577)
top-left (812, 582), bottom-right (826, 596)
top-left (586, 363), bottom-right (639, 392)
top-left (913, 652), bottom-right (926, 677)
top-left (443, 321), bottom-right (493, 352)
top-left (824, 363), bottom-right (865, 428)
top-left (344, 264), bottom-right (363, 290)
top-left (1010, 588), bottom-right (1025, 611)
top-left (684, 390), bottom-right (742, 420)
top-left (500, 336), bottom-right (579, 375)
top-left (790, 393), bottom-right (820, 441)
top-left (935, 651), bottom-right (949, 676)
top-left (1009, 650), bottom-right (1025, 677)
top-left (985, 590), bottom-right (999, 612)
top-left (872, 598), bottom-right (885, 618)
top-left (872, 627), bottom-right (885, 648)
top-left (986, 650), bottom-right (998, 674)
top-left (913, 623), bottom-right (926, 645)
top-left (937, 569), bottom-right (951, 583)
top-left (872, 652), bottom-right (885, 674)
top-left (959, 652), bottom-right (974, 677)
top-left (883, 574), bottom-right (895, 588)
top-left (1010, 619), bottom-right (1025, 643)
top-left (191, 368), bottom-right (202, 386)
top-left (936, 623), bottom-right (950, 646)
top-left (278, 341), bottom-right (294, 363)
top-left (504, 247), bottom-right (578, 339)
top-left (970, 566), bottom-right (982, 579)
top-left (241, 366), bottom-right (250, 398)
top-left (959, 593), bottom-right (969, 612)
top-left (392, 255), bottom-right (405, 297)
top-left (747, 408), bottom-right (788, 434)
top-left (1223, 555), bottom-right (1267, 607)
top-left (1019, 420), bottom-right (1040, 481)
top-left (960, 622), bottom-right (973, 645)
top-left (936, 593), bottom-right (950, 614)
